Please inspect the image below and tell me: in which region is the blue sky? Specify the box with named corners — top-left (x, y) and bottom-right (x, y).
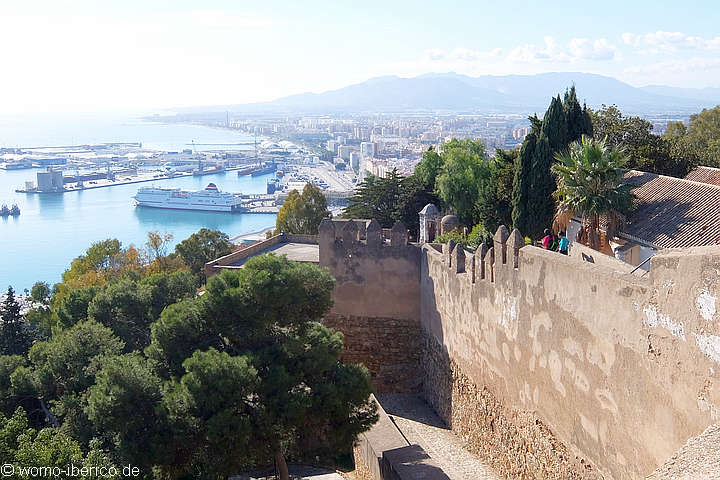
top-left (2, 0), bottom-right (719, 113)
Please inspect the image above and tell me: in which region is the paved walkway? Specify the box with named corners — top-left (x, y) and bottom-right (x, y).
top-left (377, 393), bottom-right (501, 480)
top-left (648, 422), bottom-right (720, 479)
top-left (232, 465), bottom-right (343, 480)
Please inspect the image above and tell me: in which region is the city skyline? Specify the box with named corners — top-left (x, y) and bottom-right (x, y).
top-left (2, 0), bottom-right (720, 114)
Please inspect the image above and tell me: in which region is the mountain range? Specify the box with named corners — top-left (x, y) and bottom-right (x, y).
top-left (176, 72), bottom-right (720, 116)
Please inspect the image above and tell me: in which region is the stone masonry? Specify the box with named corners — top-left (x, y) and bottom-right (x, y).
top-left (318, 208), bottom-right (720, 478)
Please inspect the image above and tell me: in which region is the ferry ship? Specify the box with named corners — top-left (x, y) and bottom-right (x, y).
top-left (133, 183), bottom-right (245, 212)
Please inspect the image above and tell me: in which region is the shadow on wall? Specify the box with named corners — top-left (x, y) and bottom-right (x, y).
top-left (581, 252), bottom-right (595, 263)
top-left (382, 444), bottom-right (451, 480)
top-left (419, 250), bottom-right (454, 427)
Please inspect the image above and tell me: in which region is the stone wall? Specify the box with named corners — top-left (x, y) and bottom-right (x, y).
top-left (318, 216), bottom-right (720, 477)
top-left (319, 219), bottom-right (422, 393)
top-left (324, 314), bottom-right (420, 393)
top-left (422, 331), bottom-right (598, 479)
top-left (421, 229), bottom-right (720, 479)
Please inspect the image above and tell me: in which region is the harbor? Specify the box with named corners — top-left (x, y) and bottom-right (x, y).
top-left (0, 121), bottom-right (281, 290)
top-left (0, 119), bottom-right (361, 290)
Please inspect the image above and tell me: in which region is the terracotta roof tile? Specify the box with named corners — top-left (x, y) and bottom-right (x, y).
top-left (684, 166), bottom-right (720, 186)
top-left (621, 170), bottom-right (720, 249)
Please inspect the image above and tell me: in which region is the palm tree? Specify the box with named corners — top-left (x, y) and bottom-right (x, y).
top-left (552, 135), bottom-right (633, 251)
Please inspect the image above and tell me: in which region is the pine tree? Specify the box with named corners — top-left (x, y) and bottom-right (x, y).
top-left (0, 286), bottom-right (33, 356)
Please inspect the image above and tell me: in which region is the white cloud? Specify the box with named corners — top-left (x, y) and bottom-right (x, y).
top-left (508, 36), bottom-right (615, 63)
top-left (509, 36), bottom-right (569, 63)
top-left (622, 31), bottom-right (720, 52)
top-left (568, 38), bottom-right (616, 60)
top-left (424, 37), bottom-right (616, 67)
top-left (423, 47), bottom-right (503, 62)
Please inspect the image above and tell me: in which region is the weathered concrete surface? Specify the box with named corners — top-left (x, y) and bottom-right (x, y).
top-left (316, 216), bottom-right (720, 477)
top-left (229, 242), bottom-right (319, 266)
top-left (421, 239), bottom-right (720, 479)
top-left (205, 234), bottom-right (319, 277)
top-left (357, 396), bottom-right (408, 480)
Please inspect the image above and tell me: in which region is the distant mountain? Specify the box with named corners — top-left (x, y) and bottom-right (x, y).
top-left (640, 85), bottom-right (720, 106)
top-left (173, 72), bottom-right (720, 116)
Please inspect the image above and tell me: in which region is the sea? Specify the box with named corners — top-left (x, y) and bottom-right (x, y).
top-left (0, 114), bottom-right (277, 291)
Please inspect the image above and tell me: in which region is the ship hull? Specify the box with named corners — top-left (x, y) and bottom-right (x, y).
top-left (134, 201), bottom-right (244, 212)
top-left (251, 167), bottom-right (275, 177)
top-left (134, 182), bottom-right (245, 212)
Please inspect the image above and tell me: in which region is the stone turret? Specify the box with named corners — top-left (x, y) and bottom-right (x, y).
top-left (391, 221), bottom-right (408, 247)
top-left (419, 203), bottom-right (440, 243)
top-left (440, 214), bottom-right (460, 235)
top-left (366, 219), bottom-right (383, 249)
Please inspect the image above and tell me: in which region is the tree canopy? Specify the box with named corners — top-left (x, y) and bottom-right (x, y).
top-left (591, 105), bottom-right (691, 177)
top-left (663, 105), bottom-right (720, 170)
top-left (553, 136), bottom-right (633, 250)
top-left (275, 183), bottom-right (330, 235)
top-left (512, 88), bottom-right (593, 239)
top-left (174, 228), bottom-right (233, 280)
top-left (0, 287), bottom-right (36, 357)
top-left (0, 232), bottom-right (377, 480)
top-left (435, 139), bottom-right (490, 226)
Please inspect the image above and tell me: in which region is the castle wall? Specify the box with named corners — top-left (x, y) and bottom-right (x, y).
top-left (421, 238), bottom-right (720, 478)
top-left (319, 219), bottom-right (422, 393)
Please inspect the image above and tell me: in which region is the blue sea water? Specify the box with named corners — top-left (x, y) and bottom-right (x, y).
top-left (0, 115), bottom-right (276, 291)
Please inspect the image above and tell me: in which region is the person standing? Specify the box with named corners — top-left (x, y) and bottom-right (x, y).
top-left (558, 231), bottom-right (569, 255)
top-left (541, 229), bottom-right (553, 250)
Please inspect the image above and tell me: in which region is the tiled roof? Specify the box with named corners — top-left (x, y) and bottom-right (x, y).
top-left (684, 166), bottom-right (720, 186)
top-left (620, 170), bottom-right (720, 249)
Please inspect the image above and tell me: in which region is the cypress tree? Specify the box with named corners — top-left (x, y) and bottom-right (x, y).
top-left (528, 136), bottom-right (555, 239)
top-left (541, 95), bottom-right (568, 151)
top-left (582, 103), bottom-right (594, 138)
top-left (512, 89), bottom-right (593, 239)
top-left (564, 86), bottom-right (585, 143)
top-left (511, 131), bottom-right (536, 235)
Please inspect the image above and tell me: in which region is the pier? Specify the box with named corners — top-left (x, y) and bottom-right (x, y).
top-left (15, 166), bottom-right (253, 194)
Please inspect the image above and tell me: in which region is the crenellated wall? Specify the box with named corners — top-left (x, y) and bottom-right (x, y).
top-left (421, 227), bottom-right (720, 479)
top-left (318, 215), bottom-right (720, 478)
top-left (319, 219), bottom-right (422, 393)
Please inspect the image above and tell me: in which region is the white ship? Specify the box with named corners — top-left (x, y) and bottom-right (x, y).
top-left (133, 183), bottom-right (245, 212)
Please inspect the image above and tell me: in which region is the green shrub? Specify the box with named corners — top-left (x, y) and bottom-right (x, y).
top-left (434, 224), bottom-right (492, 252)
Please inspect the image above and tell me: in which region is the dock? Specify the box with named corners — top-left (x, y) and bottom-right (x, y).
top-left (15, 166), bottom-right (249, 194)
top-left (16, 171), bottom-right (193, 193)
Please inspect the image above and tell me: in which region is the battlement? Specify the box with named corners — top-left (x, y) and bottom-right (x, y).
top-left (319, 210), bottom-right (720, 478)
top-left (207, 211), bottom-right (720, 477)
top-left (420, 224), bottom-right (720, 478)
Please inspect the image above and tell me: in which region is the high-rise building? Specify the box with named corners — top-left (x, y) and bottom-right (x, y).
top-left (338, 145), bottom-right (354, 161)
top-left (360, 142), bottom-right (376, 158)
top-left (350, 151), bottom-right (361, 171)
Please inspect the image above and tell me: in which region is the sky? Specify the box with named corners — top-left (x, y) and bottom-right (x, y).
top-left (1, 0), bottom-right (719, 114)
